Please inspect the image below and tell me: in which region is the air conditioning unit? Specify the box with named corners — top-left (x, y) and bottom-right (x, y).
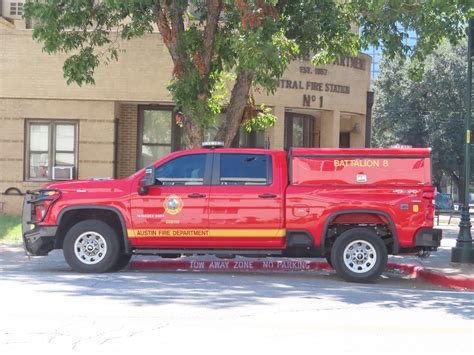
top-left (52, 166), bottom-right (74, 181)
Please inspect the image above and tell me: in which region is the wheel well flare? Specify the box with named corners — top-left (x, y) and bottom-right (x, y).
top-left (55, 209), bottom-right (126, 252)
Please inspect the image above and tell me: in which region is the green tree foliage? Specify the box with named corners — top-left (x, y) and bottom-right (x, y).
top-left (372, 41), bottom-right (467, 194)
top-left (24, 0), bottom-right (472, 148)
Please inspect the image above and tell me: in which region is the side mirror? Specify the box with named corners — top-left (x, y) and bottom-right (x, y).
top-left (138, 165), bottom-right (156, 195)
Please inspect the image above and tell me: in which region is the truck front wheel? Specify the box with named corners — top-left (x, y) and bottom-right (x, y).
top-left (331, 228), bottom-right (387, 283)
top-left (63, 220), bottom-right (120, 273)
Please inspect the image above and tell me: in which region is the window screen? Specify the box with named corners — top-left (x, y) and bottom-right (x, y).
top-left (219, 154), bottom-right (271, 185)
top-left (155, 154), bottom-right (207, 186)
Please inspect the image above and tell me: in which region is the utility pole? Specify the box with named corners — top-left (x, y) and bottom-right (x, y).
top-left (452, 18), bottom-right (474, 263)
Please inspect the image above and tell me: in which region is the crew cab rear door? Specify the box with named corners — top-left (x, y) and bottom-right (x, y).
top-left (208, 152), bottom-right (285, 248)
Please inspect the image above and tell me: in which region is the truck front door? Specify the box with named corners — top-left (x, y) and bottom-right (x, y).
top-left (130, 153), bottom-right (212, 248)
top-left (208, 152), bottom-right (285, 249)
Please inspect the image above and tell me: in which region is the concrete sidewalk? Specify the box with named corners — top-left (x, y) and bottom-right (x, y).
top-left (389, 222), bottom-right (473, 279)
top-left (381, 220), bottom-right (473, 290)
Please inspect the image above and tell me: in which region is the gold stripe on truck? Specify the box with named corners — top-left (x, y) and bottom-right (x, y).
top-left (127, 229), bottom-right (286, 238)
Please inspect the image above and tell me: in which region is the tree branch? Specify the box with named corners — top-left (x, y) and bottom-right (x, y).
top-left (154, 1), bottom-right (183, 66)
top-left (216, 69), bottom-right (253, 146)
top-left (200, 0), bottom-right (222, 78)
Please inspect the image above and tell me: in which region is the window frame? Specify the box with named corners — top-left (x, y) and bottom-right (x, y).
top-left (24, 119), bottom-right (79, 182)
top-left (10, 2), bottom-right (24, 16)
top-left (339, 132), bottom-right (351, 148)
top-left (284, 112), bottom-right (314, 149)
top-left (204, 112), bottom-right (266, 149)
top-left (212, 153), bottom-right (273, 186)
top-left (137, 105), bottom-right (183, 170)
top-left (231, 127), bottom-right (266, 148)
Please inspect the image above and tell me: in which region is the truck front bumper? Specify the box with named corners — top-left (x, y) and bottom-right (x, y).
top-left (414, 228), bottom-right (442, 249)
top-left (22, 191), bottom-right (58, 256)
top-left (23, 225), bottom-right (58, 256)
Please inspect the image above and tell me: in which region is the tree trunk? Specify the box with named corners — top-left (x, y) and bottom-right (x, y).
top-left (215, 69), bottom-right (253, 146)
top-left (183, 118), bottom-right (204, 149)
top-left (155, 0), bottom-right (222, 150)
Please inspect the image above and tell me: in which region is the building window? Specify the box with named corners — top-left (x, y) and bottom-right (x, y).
top-left (25, 120), bottom-right (78, 181)
top-left (10, 2), bottom-right (24, 16)
top-left (137, 107), bottom-right (267, 170)
top-left (284, 112), bottom-right (314, 148)
top-left (231, 127), bottom-right (265, 148)
top-left (339, 132), bottom-right (351, 148)
top-left (204, 114), bottom-right (265, 148)
top-left (137, 106), bottom-right (182, 169)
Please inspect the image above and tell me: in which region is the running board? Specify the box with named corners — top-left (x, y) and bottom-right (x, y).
top-left (133, 248), bottom-right (283, 256)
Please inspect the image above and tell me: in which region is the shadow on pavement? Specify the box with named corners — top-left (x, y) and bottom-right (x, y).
top-left (1, 246), bottom-right (472, 320)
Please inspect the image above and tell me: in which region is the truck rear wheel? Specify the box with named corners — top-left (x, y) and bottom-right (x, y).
top-left (331, 228), bottom-right (387, 283)
top-left (63, 220), bottom-right (120, 273)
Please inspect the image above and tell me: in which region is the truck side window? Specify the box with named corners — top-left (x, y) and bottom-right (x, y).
top-left (155, 154), bottom-right (206, 186)
top-left (219, 154), bottom-right (272, 186)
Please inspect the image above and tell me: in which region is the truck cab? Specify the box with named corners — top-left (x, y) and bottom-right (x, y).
top-left (130, 148), bottom-right (287, 249)
top-left (22, 146), bottom-right (441, 283)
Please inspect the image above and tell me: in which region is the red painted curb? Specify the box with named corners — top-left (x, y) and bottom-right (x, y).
top-left (131, 259), bottom-right (474, 290)
top-left (386, 262), bottom-right (474, 291)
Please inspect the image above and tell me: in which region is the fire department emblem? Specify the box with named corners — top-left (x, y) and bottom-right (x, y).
top-left (163, 195), bottom-right (183, 215)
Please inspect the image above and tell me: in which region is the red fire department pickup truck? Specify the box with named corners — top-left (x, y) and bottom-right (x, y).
top-left (22, 145), bottom-right (441, 283)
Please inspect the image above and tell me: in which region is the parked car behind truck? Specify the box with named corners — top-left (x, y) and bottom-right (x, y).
top-left (22, 146), bottom-right (441, 283)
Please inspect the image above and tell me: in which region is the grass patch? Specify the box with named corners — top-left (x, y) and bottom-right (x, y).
top-left (0, 214), bottom-right (22, 245)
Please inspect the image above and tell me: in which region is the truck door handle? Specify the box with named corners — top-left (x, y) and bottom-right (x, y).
top-left (188, 193), bottom-right (206, 198)
top-left (258, 193), bottom-right (277, 199)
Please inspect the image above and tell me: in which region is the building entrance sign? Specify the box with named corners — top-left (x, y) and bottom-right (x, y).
top-left (277, 55), bottom-right (368, 108)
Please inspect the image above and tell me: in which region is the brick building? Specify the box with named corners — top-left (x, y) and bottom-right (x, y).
top-left (0, 14), bottom-right (372, 215)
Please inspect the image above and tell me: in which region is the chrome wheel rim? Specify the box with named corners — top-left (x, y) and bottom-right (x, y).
top-left (343, 240), bottom-right (377, 273)
top-left (74, 231), bottom-right (108, 265)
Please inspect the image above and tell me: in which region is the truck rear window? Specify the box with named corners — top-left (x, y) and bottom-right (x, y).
top-left (291, 156), bottom-right (431, 186)
top-left (219, 154), bottom-right (272, 186)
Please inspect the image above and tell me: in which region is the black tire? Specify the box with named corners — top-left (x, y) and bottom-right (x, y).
top-left (331, 228), bottom-right (387, 283)
top-left (112, 254), bottom-right (133, 271)
top-left (63, 220), bottom-right (120, 273)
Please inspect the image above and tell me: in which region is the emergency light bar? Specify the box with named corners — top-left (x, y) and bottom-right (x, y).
top-left (202, 141), bottom-right (224, 149)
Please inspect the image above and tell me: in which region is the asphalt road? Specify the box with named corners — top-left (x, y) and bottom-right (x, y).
top-left (1, 247), bottom-right (473, 354)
